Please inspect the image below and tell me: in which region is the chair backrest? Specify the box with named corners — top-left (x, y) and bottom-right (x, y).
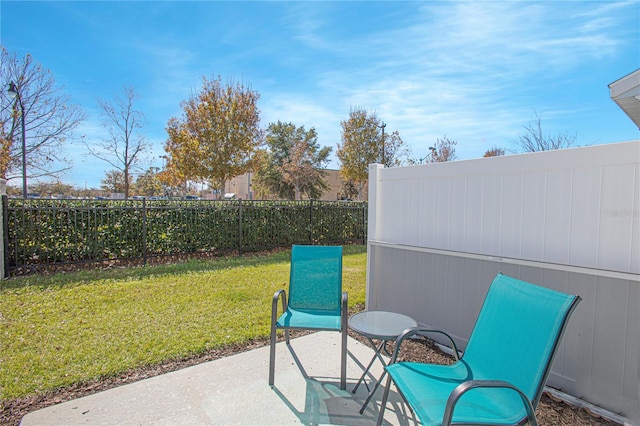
top-left (462, 273), bottom-right (580, 407)
top-left (288, 245), bottom-right (343, 314)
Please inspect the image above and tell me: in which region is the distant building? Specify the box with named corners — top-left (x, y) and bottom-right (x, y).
top-left (222, 169), bottom-right (344, 201)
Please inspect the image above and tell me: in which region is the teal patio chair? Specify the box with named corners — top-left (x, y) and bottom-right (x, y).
top-left (269, 245), bottom-right (348, 390)
top-left (376, 273), bottom-right (581, 426)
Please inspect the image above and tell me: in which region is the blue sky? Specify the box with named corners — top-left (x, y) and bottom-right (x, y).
top-left (1, 1), bottom-right (639, 189)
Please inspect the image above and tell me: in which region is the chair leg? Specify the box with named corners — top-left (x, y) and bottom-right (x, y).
top-left (376, 375), bottom-right (393, 426)
top-left (269, 325), bottom-right (277, 386)
top-left (340, 326), bottom-right (347, 390)
top-left (270, 289), bottom-right (288, 386)
top-left (340, 290), bottom-right (348, 390)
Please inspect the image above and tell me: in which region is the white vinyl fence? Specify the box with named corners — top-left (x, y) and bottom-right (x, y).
top-left (366, 140), bottom-right (639, 424)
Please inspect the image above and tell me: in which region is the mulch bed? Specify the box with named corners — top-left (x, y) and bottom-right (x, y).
top-left (379, 336), bottom-right (620, 426)
top-left (1, 327), bottom-right (621, 426)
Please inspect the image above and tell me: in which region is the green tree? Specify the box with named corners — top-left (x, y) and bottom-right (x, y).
top-left (0, 48), bottom-right (85, 183)
top-left (164, 76), bottom-right (263, 199)
top-left (83, 86), bottom-right (148, 199)
top-left (337, 179), bottom-right (359, 201)
top-left (134, 167), bottom-right (163, 197)
top-left (100, 169), bottom-right (128, 194)
top-left (337, 107), bottom-right (407, 200)
top-left (253, 121), bottom-right (330, 200)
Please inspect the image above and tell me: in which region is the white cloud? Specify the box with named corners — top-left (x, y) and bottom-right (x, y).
top-left (290, 1), bottom-right (635, 159)
top-left (13, 0), bottom-right (637, 187)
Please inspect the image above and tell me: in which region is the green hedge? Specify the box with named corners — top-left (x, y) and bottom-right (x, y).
top-left (4, 199), bottom-right (367, 273)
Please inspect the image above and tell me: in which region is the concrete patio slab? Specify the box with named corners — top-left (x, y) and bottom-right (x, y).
top-left (20, 332), bottom-right (417, 425)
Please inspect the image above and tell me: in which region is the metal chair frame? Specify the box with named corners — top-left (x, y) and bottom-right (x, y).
top-left (268, 245), bottom-right (348, 390)
top-left (376, 273), bottom-right (581, 426)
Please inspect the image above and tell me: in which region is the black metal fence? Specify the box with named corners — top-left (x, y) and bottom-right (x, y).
top-left (2, 198), bottom-right (367, 275)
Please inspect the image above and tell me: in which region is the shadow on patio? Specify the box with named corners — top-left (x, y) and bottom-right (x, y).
top-left (20, 332), bottom-right (415, 425)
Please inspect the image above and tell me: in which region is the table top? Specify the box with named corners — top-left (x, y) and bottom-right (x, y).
top-left (348, 310), bottom-right (418, 340)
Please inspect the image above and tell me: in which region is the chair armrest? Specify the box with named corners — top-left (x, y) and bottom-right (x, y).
top-left (271, 289), bottom-right (287, 325)
top-left (389, 327), bottom-right (461, 364)
top-left (442, 380), bottom-right (538, 426)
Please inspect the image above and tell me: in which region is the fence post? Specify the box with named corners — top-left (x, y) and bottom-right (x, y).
top-left (238, 199), bottom-right (243, 255)
top-left (309, 200), bottom-right (313, 244)
top-left (142, 198), bottom-right (148, 266)
top-left (0, 179), bottom-right (6, 279)
top-left (365, 164), bottom-right (383, 309)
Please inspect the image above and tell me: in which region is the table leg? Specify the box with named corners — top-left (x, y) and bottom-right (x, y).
top-left (353, 338), bottom-right (391, 413)
top-left (359, 369), bottom-right (387, 414)
top-left (352, 339), bottom-right (385, 394)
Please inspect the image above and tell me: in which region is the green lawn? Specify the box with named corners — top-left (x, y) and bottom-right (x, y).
top-left (0, 246), bottom-right (367, 401)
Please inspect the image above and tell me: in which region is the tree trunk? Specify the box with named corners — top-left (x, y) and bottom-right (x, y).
top-left (124, 168), bottom-right (130, 199)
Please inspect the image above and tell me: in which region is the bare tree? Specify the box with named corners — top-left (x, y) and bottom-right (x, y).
top-left (84, 87), bottom-right (148, 198)
top-left (514, 114), bottom-right (576, 152)
top-left (0, 48), bottom-right (85, 183)
top-left (431, 136), bottom-right (458, 162)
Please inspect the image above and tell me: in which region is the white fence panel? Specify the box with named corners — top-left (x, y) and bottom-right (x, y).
top-left (370, 141), bottom-right (639, 274)
top-left (366, 140), bottom-right (640, 424)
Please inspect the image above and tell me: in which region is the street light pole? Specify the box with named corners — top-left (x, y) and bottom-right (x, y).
top-left (377, 121), bottom-right (386, 165)
top-left (420, 146), bottom-right (437, 164)
top-left (7, 82), bottom-right (27, 198)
